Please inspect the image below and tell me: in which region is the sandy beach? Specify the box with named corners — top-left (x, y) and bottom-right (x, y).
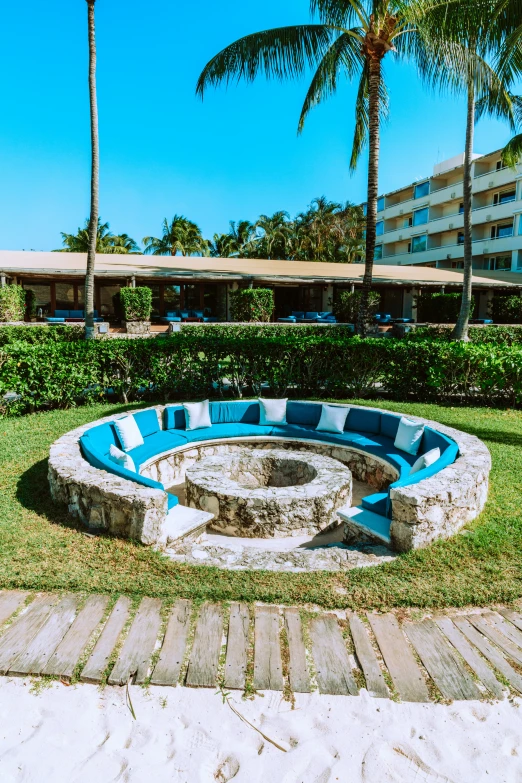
top-left (0, 679), bottom-right (520, 782)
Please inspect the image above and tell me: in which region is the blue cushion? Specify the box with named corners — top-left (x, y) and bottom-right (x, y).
top-left (84, 422), bottom-right (119, 456)
top-left (287, 401), bottom-right (322, 426)
top-left (133, 409), bottom-right (160, 438)
top-left (305, 312), bottom-right (319, 319)
top-left (209, 401), bottom-right (260, 424)
top-left (420, 426), bottom-right (452, 455)
top-left (69, 310), bottom-right (84, 318)
top-left (346, 407), bottom-right (381, 434)
top-left (380, 412), bottom-right (401, 439)
top-left (167, 493), bottom-right (179, 509)
top-left (291, 311), bottom-right (305, 318)
top-left (46, 318), bottom-right (65, 323)
top-left (129, 431), bottom-right (189, 469)
top-left (181, 422), bottom-right (274, 443)
top-left (54, 310), bottom-right (69, 318)
top-left (361, 493), bottom-right (388, 516)
top-left (79, 436), bottom-right (166, 492)
top-left (164, 405), bottom-right (187, 430)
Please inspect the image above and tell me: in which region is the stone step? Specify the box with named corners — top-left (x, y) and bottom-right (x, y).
top-left (162, 505), bottom-right (214, 545)
top-left (337, 505), bottom-right (391, 546)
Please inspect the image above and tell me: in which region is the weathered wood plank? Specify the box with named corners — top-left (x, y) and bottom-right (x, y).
top-left (108, 597), bottom-right (162, 686)
top-left (150, 599), bottom-right (192, 686)
top-left (0, 592), bottom-right (29, 629)
top-left (349, 613), bottom-right (388, 699)
top-left (224, 602), bottom-right (249, 690)
top-left (42, 595), bottom-right (108, 681)
top-left (367, 613), bottom-right (429, 703)
top-left (467, 614), bottom-right (522, 666)
top-left (284, 608), bottom-right (310, 694)
top-left (483, 611), bottom-right (522, 651)
top-left (9, 594), bottom-right (79, 676)
top-left (404, 620), bottom-right (480, 701)
top-left (0, 595), bottom-right (58, 675)
top-left (80, 596), bottom-right (131, 684)
top-left (453, 617), bottom-right (522, 694)
top-left (186, 603), bottom-right (223, 688)
top-left (435, 616), bottom-right (504, 700)
top-left (310, 614), bottom-right (358, 696)
top-left (499, 608), bottom-right (522, 633)
top-left (253, 606), bottom-right (284, 691)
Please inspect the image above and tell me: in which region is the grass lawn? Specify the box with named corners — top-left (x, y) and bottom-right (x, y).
top-left (1, 399), bottom-right (521, 611)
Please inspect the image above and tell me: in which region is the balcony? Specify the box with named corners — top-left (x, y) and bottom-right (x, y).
top-left (472, 165), bottom-right (519, 194)
top-left (379, 233), bottom-right (520, 266)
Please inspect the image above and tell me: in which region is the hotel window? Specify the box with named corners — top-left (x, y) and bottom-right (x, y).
top-left (23, 282), bottom-right (51, 314)
top-left (413, 206), bottom-right (429, 226)
top-left (488, 256), bottom-right (511, 270)
top-left (374, 244), bottom-right (383, 260)
top-left (411, 234), bottom-right (427, 253)
top-left (496, 160), bottom-right (504, 171)
top-left (183, 284), bottom-right (201, 310)
top-left (457, 231), bottom-right (465, 245)
top-left (164, 284), bottom-right (181, 311)
top-left (362, 203), bottom-right (367, 216)
top-left (414, 181), bottom-right (430, 199)
top-left (459, 202), bottom-right (464, 214)
top-left (99, 284), bottom-right (121, 317)
top-left (376, 220), bottom-right (384, 236)
top-left (493, 189), bottom-right (516, 205)
top-left (377, 196), bottom-right (385, 212)
top-left (491, 223), bottom-right (514, 239)
top-left (403, 216), bottom-right (412, 227)
top-left (55, 282), bottom-right (75, 311)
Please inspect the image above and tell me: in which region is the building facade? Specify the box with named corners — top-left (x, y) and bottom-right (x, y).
top-left (370, 149), bottom-right (522, 274)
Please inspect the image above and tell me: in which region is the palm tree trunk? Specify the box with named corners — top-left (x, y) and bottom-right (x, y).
top-left (357, 56), bottom-right (381, 336)
top-left (452, 79), bottom-right (475, 341)
top-left (85, 0), bottom-right (99, 340)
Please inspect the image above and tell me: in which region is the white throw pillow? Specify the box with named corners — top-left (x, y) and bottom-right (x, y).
top-left (259, 398), bottom-right (287, 425)
top-left (316, 404), bottom-right (349, 434)
top-left (410, 447), bottom-right (440, 475)
top-left (394, 417), bottom-right (425, 455)
top-left (183, 399), bottom-right (212, 431)
top-left (114, 415), bottom-right (144, 452)
top-left (109, 444), bottom-right (136, 473)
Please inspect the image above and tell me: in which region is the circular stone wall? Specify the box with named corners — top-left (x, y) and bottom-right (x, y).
top-left (185, 448), bottom-right (352, 538)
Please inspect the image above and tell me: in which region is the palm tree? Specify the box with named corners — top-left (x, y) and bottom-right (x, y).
top-left (255, 211), bottom-right (292, 259)
top-left (209, 220), bottom-right (256, 257)
top-left (143, 215), bottom-right (210, 256)
top-left (294, 196), bottom-right (366, 261)
top-left (416, 0), bottom-right (516, 339)
top-left (196, 0), bottom-right (442, 333)
top-left (55, 219), bottom-right (141, 254)
top-left (85, 0), bottom-right (99, 340)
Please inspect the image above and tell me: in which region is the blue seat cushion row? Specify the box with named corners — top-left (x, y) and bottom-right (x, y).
top-left (210, 401), bottom-right (260, 424)
top-left (361, 493), bottom-right (388, 516)
top-left (164, 405), bottom-right (186, 430)
top-left (345, 407), bottom-right (381, 434)
top-left (287, 401), bottom-right (322, 426)
top-left (128, 431), bottom-right (189, 470)
top-left (181, 423), bottom-right (274, 443)
top-left (83, 422), bottom-right (119, 456)
top-left (133, 409), bottom-right (161, 439)
top-left (79, 436), bottom-right (167, 493)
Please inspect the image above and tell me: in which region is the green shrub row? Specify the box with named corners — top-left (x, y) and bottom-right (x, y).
top-left (416, 292), bottom-right (475, 323)
top-left (2, 333), bottom-right (522, 415)
top-left (229, 288), bottom-right (275, 322)
top-left (405, 324), bottom-right (522, 344)
top-left (0, 324), bottom-right (84, 345)
top-left (118, 287), bottom-right (153, 321)
top-left (0, 285), bottom-right (26, 322)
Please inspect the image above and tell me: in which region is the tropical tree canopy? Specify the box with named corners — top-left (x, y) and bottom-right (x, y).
top-left (55, 219), bottom-right (141, 254)
top-left (209, 197), bottom-right (365, 262)
top-left (143, 215), bottom-right (210, 256)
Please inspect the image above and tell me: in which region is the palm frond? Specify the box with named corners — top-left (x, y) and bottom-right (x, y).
top-left (310, 0), bottom-right (369, 30)
top-left (196, 25), bottom-right (334, 96)
top-left (298, 31), bottom-right (364, 133)
top-left (501, 132), bottom-right (522, 168)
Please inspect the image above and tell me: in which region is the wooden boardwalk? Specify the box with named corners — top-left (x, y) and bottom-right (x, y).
top-left (0, 590), bottom-right (521, 702)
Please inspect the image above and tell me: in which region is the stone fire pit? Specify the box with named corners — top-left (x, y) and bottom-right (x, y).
top-left (185, 448), bottom-right (352, 538)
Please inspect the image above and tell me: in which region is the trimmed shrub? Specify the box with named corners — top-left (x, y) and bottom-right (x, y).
top-left (0, 324), bottom-right (84, 345)
top-left (416, 292), bottom-right (475, 324)
top-left (230, 288), bottom-right (274, 322)
top-left (0, 285), bottom-right (26, 322)
top-left (333, 290), bottom-right (380, 323)
top-left (3, 332), bottom-right (522, 416)
top-left (491, 294), bottom-right (522, 324)
top-left (118, 287), bottom-right (152, 321)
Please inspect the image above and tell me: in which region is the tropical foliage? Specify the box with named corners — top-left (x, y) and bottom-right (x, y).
top-left (210, 197), bottom-right (365, 262)
top-left (0, 285), bottom-right (26, 322)
top-left (143, 215), bottom-right (210, 256)
top-left (56, 219), bottom-right (141, 254)
top-left (229, 288), bottom-right (275, 322)
top-left (333, 289), bottom-right (380, 323)
top-left (118, 287), bottom-right (153, 322)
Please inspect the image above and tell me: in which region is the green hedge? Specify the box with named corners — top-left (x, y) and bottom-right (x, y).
top-left (492, 295), bottom-right (522, 324)
top-left (0, 285), bottom-right (26, 322)
top-left (333, 290), bottom-right (380, 323)
top-left (2, 332), bottom-right (522, 415)
top-left (0, 324), bottom-right (84, 345)
top-left (230, 288), bottom-right (274, 322)
top-left (118, 287), bottom-right (152, 321)
top-left (405, 324), bottom-right (522, 344)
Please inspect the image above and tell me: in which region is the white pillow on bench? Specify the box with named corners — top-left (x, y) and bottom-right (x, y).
top-left (410, 447), bottom-right (440, 475)
top-left (259, 398), bottom-right (287, 425)
top-left (114, 415), bottom-right (144, 452)
top-left (109, 444), bottom-right (136, 473)
top-left (183, 399), bottom-right (212, 430)
top-left (394, 417), bottom-right (425, 455)
top-left (316, 404), bottom-right (349, 434)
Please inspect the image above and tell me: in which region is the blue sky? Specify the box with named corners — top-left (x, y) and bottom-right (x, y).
top-left (0, 0), bottom-right (519, 251)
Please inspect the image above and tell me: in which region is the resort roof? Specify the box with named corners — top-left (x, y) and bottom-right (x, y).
top-left (0, 250), bottom-right (519, 288)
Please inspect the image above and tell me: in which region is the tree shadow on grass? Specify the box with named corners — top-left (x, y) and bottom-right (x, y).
top-left (448, 425), bottom-right (522, 450)
top-left (16, 458), bottom-right (89, 534)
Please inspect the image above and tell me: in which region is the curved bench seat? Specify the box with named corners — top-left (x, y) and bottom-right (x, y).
top-left (50, 399), bottom-right (490, 553)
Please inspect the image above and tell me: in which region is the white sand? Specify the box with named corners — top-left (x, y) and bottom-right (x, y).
top-left (0, 679), bottom-right (521, 782)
